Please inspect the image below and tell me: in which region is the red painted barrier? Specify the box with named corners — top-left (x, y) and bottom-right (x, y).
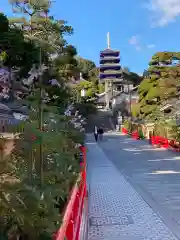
top-left (161, 137), bottom-right (169, 148)
top-left (155, 136), bottom-right (159, 145)
top-left (54, 147), bottom-right (87, 240)
top-left (151, 136), bottom-right (155, 145)
top-left (131, 131), bottom-right (139, 140)
top-left (150, 135), bottom-right (171, 150)
top-left (122, 128), bottom-right (128, 135)
top-left (122, 127), bottom-right (179, 153)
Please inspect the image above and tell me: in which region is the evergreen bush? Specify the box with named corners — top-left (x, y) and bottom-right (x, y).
top-left (0, 113), bottom-right (84, 239)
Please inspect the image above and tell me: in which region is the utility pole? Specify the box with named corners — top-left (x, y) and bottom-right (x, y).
top-left (105, 32), bottom-right (110, 109)
top-left (105, 80), bottom-right (109, 109)
top-left (127, 81), bottom-right (132, 120)
top-left (122, 67), bottom-right (132, 120)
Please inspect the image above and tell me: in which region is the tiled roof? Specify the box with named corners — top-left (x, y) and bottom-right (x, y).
top-left (100, 48), bottom-right (119, 54)
top-left (0, 103), bottom-right (11, 112)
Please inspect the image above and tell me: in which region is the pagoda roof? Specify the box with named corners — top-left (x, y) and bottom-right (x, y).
top-left (0, 101), bottom-right (29, 115)
top-left (100, 48), bottom-right (120, 54)
top-left (0, 103), bottom-right (12, 113)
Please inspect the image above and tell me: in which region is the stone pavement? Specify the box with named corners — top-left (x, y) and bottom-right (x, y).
top-left (99, 133), bottom-right (180, 235)
top-left (86, 134), bottom-right (178, 240)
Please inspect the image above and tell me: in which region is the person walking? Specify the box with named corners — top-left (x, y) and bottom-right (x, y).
top-left (94, 125), bottom-right (98, 142)
top-left (98, 127), bottom-right (104, 141)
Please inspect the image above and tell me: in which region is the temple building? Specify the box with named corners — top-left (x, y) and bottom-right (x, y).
top-left (99, 32), bottom-right (123, 108)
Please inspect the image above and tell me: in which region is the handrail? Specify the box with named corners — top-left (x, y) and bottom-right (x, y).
top-left (55, 184), bottom-right (79, 240)
top-left (54, 147), bottom-right (87, 240)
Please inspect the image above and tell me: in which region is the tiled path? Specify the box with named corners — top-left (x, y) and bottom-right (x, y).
top-left (86, 134), bottom-right (178, 240)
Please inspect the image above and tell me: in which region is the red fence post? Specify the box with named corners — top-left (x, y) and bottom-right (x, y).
top-left (151, 136), bottom-right (154, 145)
top-left (154, 136), bottom-right (158, 145)
top-left (164, 138), bottom-right (169, 148)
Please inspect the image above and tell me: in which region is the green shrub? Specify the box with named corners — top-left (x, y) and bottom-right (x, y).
top-left (74, 102), bottom-right (97, 118)
top-left (123, 120), bottom-right (132, 133)
top-left (0, 114), bottom-right (84, 239)
top-left (153, 121), bottom-right (167, 138)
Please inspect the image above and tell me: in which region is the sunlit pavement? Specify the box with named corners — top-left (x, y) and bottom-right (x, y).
top-left (86, 133), bottom-right (180, 239)
top-left (95, 132), bottom-right (180, 238)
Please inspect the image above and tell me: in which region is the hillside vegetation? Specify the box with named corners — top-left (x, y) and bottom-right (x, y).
top-left (134, 52), bottom-right (180, 120)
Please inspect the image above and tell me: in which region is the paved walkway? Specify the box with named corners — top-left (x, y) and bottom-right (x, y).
top-left (86, 134), bottom-right (178, 240)
top-left (100, 133), bottom-right (180, 233)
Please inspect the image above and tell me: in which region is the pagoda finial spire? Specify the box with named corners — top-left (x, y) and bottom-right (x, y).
top-left (107, 32), bottom-right (110, 49)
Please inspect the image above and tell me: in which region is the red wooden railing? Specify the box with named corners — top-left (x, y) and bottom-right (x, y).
top-left (54, 146), bottom-right (87, 240)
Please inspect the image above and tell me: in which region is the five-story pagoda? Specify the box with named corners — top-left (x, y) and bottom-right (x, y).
top-left (99, 32), bottom-right (122, 108)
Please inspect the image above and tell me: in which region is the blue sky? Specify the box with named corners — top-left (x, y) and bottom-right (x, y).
top-left (1, 0), bottom-right (180, 74)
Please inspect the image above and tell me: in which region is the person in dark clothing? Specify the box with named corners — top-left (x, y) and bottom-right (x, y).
top-left (149, 131), bottom-right (152, 144)
top-left (98, 127), bottom-right (104, 141)
top-left (94, 125), bottom-right (98, 141)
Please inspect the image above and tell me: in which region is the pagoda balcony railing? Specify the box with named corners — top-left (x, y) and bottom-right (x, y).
top-left (99, 78), bottom-right (124, 83)
top-left (100, 60), bottom-right (120, 65)
top-left (100, 76), bottom-right (122, 78)
top-left (99, 73), bottom-right (122, 77)
top-left (100, 66), bottom-right (121, 71)
top-left (100, 70), bottom-right (122, 74)
top-left (100, 56), bottom-right (120, 60)
top-left (100, 63), bottom-right (120, 66)
top-left (100, 75), bottom-right (122, 79)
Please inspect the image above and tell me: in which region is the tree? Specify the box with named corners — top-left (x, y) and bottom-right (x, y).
top-left (8, 0), bottom-right (73, 69)
top-left (137, 52), bottom-right (180, 120)
top-left (76, 80), bottom-right (96, 99)
top-left (0, 1), bottom-right (87, 239)
top-left (0, 113), bottom-right (84, 239)
top-left (8, 0), bottom-right (79, 107)
top-left (0, 13), bottom-right (9, 33)
top-left (128, 72), bottom-right (142, 86)
top-left (8, 0), bottom-right (77, 104)
top-left (76, 57), bottom-right (96, 79)
top-left (122, 67), bottom-right (142, 86)
top-left (53, 45), bottom-right (79, 80)
top-left (0, 13), bottom-right (40, 100)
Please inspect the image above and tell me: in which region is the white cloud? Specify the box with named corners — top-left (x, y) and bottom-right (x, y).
top-left (147, 44), bottom-right (155, 48)
top-left (129, 35), bottom-right (139, 45)
top-left (129, 35), bottom-right (142, 51)
top-left (148, 0), bottom-right (180, 26)
top-left (129, 36), bottom-right (156, 51)
top-left (135, 46), bottom-right (141, 51)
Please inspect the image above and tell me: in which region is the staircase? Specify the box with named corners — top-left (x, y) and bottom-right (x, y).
top-left (85, 109), bottom-right (115, 133)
